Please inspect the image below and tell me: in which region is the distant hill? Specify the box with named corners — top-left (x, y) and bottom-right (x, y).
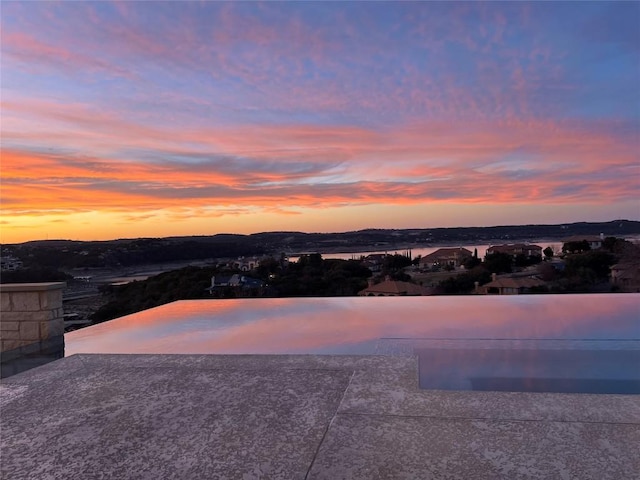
top-left (3, 220), bottom-right (639, 270)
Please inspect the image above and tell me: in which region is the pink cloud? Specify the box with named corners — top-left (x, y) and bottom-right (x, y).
top-left (2, 92), bottom-right (637, 220)
top-left (2, 31), bottom-right (133, 78)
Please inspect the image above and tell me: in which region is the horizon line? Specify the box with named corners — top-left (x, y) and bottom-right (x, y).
top-left (5, 218), bottom-right (638, 245)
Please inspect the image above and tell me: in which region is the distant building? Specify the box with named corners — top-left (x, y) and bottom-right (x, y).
top-left (207, 274), bottom-right (264, 294)
top-left (610, 263), bottom-right (640, 292)
top-left (361, 261), bottom-right (382, 273)
top-left (0, 255), bottom-right (23, 272)
top-left (231, 257), bottom-right (261, 272)
top-left (486, 244), bottom-right (542, 258)
top-left (361, 253), bottom-right (388, 272)
top-left (364, 253), bottom-right (388, 263)
top-left (419, 248), bottom-right (472, 269)
top-left (358, 278), bottom-right (433, 296)
top-left (479, 274), bottom-right (545, 295)
top-left (562, 235), bottom-right (604, 251)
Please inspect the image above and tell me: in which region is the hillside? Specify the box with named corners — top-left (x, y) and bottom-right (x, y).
top-left (3, 220), bottom-right (639, 271)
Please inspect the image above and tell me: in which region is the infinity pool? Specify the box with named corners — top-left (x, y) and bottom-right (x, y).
top-left (66, 294), bottom-right (640, 394)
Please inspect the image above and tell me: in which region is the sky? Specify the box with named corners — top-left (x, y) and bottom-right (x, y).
top-left (1, 1), bottom-right (639, 243)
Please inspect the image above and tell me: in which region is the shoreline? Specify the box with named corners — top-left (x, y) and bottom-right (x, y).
top-left (288, 238), bottom-right (565, 257)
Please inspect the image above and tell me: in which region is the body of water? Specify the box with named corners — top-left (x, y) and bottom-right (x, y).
top-left (66, 294), bottom-right (640, 394)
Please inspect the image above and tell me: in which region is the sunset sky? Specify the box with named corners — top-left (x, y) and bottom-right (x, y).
top-left (2, 1), bottom-right (639, 243)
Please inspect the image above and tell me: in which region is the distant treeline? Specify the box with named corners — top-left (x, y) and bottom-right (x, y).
top-left (90, 255), bottom-right (375, 323)
top-left (90, 237), bottom-right (637, 323)
top-left (0, 267), bottom-right (72, 284)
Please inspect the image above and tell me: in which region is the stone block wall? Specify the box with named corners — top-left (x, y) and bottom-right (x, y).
top-left (1, 282), bottom-right (66, 377)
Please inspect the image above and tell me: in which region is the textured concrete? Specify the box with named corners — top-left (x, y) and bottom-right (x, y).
top-left (339, 365), bottom-right (640, 424)
top-left (1, 354), bottom-right (638, 479)
top-left (1, 357), bottom-right (351, 479)
top-left (309, 414), bottom-right (640, 479)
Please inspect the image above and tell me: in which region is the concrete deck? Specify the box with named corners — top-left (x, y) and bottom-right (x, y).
top-left (1, 354), bottom-right (638, 479)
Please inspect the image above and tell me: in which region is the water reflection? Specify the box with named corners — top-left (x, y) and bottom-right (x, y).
top-left (65, 294), bottom-right (640, 393)
top-left (417, 347), bottom-right (640, 394)
top-left (66, 294), bottom-right (640, 356)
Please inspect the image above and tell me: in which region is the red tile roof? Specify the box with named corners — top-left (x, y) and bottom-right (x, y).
top-left (358, 279), bottom-right (433, 296)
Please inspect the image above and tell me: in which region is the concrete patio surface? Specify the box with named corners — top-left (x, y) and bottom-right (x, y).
top-left (1, 354), bottom-right (639, 479)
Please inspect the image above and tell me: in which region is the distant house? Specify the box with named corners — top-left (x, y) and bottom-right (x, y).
top-left (210, 274), bottom-right (243, 288)
top-left (361, 260), bottom-right (381, 273)
top-left (479, 274), bottom-right (545, 295)
top-left (358, 278), bottom-right (433, 296)
top-left (360, 253), bottom-right (388, 272)
top-left (207, 274), bottom-right (264, 294)
top-left (486, 244), bottom-right (542, 258)
top-left (610, 263), bottom-right (640, 292)
top-left (419, 247), bottom-right (472, 269)
top-left (562, 235), bottom-right (604, 252)
top-left (231, 257), bottom-right (262, 272)
top-left (364, 253), bottom-right (388, 263)
top-left (0, 255), bottom-right (23, 272)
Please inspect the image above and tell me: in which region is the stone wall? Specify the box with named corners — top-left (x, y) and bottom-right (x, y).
top-left (1, 282), bottom-right (66, 377)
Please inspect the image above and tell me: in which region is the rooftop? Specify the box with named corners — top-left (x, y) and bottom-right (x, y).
top-left (481, 276), bottom-right (545, 289)
top-left (357, 279), bottom-right (433, 296)
top-left (2, 353), bottom-right (638, 479)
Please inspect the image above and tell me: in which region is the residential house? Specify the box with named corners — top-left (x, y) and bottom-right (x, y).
top-left (419, 247), bottom-right (472, 269)
top-left (486, 244), bottom-right (542, 258)
top-left (361, 253), bottom-right (388, 273)
top-left (358, 278), bottom-right (433, 296)
top-left (361, 260), bottom-right (382, 273)
top-left (479, 274), bottom-right (545, 295)
top-left (562, 234), bottom-right (604, 251)
top-left (610, 263), bottom-right (640, 292)
top-left (231, 257), bottom-right (261, 272)
top-left (0, 255), bottom-right (23, 272)
top-left (207, 274), bottom-right (264, 294)
top-left (364, 253), bottom-right (388, 263)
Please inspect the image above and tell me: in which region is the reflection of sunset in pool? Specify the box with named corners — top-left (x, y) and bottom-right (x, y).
top-left (67, 294), bottom-right (638, 355)
top-left (66, 294), bottom-right (639, 394)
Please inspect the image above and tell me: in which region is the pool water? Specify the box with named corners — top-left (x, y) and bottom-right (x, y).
top-left (416, 346), bottom-right (639, 394)
top-left (66, 294), bottom-right (640, 394)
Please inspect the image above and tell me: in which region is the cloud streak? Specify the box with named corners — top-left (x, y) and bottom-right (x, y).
top-left (1, 2), bottom-right (638, 241)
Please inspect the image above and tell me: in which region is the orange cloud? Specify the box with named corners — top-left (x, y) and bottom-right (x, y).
top-left (2, 108), bottom-right (637, 227)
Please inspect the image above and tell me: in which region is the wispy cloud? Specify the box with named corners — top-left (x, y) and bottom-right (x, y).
top-left (1, 2), bottom-right (638, 241)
